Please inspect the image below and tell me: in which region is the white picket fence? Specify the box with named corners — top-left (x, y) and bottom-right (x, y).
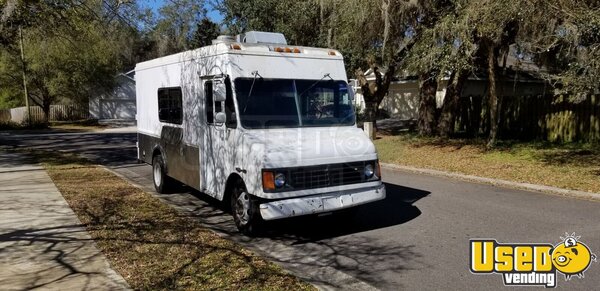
top-left (0, 105), bottom-right (89, 123)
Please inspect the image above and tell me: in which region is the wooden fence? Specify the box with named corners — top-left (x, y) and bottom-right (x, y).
top-left (1, 104), bottom-right (89, 124)
top-left (456, 94), bottom-right (600, 142)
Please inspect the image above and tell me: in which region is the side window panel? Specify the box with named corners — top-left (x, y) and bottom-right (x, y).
top-left (157, 87), bottom-right (182, 124)
top-left (205, 81), bottom-right (214, 124)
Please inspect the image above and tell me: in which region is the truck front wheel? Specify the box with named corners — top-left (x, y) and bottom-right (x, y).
top-left (231, 179), bottom-right (262, 236)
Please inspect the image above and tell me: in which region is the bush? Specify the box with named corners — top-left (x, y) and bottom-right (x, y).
top-left (0, 121), bottom-right (19, 130)
top-left (0, 120), bottom-right (48, 130)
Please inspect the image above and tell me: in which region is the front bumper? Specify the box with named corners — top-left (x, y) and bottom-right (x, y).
top-left (258, 184), bottom-right (386, 221)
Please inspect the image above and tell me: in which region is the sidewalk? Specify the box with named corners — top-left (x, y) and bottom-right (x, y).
top-left (0, 152), bottom-right (129, 290)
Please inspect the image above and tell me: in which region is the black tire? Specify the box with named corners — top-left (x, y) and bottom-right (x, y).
top-left (152, 155), bottom-right (174, 194)
top-left (230, 179), bottom-right (262, 236)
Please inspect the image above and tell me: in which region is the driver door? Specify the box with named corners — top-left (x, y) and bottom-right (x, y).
top-left (202, 77), bottom-right (230, 197)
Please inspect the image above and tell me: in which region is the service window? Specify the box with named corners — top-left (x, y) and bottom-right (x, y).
top-left (157, 87), bottom-right (182, 124)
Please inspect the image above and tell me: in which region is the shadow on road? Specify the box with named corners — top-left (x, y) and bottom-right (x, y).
top-left (173, 181), bottom-right (429, 242)
top-left (0, 132), bottom-right (138, 166)
top-left (261, 183), bottom-right (429, 241)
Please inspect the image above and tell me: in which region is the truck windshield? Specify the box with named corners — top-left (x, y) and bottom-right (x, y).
top-left (234, 78), bottom-right (355, 129)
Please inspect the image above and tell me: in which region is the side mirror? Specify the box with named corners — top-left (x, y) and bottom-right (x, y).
top-left (215, 112), bottom-right (226, 124)
top-left (213, 79), bottom-right (226, 102)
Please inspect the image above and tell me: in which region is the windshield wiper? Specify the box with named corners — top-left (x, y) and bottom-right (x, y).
top-left (298, 73), bottom-right (333, 98)
top-left (243, 70), bottom-right (262, 113)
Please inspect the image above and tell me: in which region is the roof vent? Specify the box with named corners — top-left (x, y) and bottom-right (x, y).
top-left (212, 35), bottom-right (235, 45)
top-left (237, 31), bottom-right (287, 45)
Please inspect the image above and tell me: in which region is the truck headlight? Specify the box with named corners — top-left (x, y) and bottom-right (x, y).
top-left (263, 170), bottom-right (287, 191)
top-left (274, 173), bottom-right (286, 188)
top-left (364, 164), bottom-right (374, 179)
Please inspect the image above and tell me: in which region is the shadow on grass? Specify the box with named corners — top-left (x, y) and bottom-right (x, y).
top-left (376, 119), bottom-right (417, 136)
top-left (534, 148), bottom-right (600, 169)
top-left (4, 148), bottom-right (93, 167)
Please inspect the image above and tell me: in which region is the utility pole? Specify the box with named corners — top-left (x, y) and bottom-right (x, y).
top-left (18, 24), bottom-right (31, 126)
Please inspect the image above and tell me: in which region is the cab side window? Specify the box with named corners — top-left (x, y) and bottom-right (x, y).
top-left (206, 77), bottom-right (236, 127)
top-left (225, 77), bottom-right (237, 128)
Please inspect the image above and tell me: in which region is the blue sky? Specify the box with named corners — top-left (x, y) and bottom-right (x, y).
top-left (142, 0), bottom-right (224, 23)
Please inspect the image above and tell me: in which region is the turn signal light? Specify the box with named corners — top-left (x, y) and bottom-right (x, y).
top-left (262, 171), bottom-right (275, 191)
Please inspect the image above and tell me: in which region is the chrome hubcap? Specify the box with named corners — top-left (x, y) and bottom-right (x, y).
top-left (153, 162), bottom-right (161, 186)
top-left (235, 191), bottom-right (250, 225)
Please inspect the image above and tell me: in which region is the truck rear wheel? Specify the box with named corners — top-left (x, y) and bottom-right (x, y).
top-left (231, 179), bottom-right (262, 236)
top-left (152, 155), bottom-right (174, 193)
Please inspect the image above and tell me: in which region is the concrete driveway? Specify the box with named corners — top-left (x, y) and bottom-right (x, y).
top-left (1, 130), bottom-right (599, 290)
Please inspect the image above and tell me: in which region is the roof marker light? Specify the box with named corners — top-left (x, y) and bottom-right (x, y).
top-left (230, 43), bottom-right (242, 50)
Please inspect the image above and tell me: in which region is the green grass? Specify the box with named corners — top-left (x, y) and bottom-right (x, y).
top-left (375, 133), bottom-right (600, 194)
top-left (50, 119), bottom-right (108, 131)
top-left (29, 151), bottom-right (314, 291)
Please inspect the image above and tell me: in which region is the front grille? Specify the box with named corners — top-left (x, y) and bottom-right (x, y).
top-left (266, 160), bottom-right (378, 192)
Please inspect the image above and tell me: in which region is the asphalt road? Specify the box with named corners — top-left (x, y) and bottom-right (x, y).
top-left (1, 130), bottom-right (599, 290)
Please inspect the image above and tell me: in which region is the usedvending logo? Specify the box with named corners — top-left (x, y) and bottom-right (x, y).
top-left (470, 233), bottom-right (597, 287)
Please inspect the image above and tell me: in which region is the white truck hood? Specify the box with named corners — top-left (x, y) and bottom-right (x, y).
top-left (243, 126), bottom-right (378, 168)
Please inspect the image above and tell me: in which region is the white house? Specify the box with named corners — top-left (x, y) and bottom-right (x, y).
top-left (352, 71), bottom-right (549, 120)
top-left (351, 69), bottom-right (446, 120)
top-left (89, 70), bottom-right (136, 121)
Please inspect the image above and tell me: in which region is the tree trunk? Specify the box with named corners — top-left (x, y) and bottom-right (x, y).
top-left (355, 65), bottom-right (396, 125)
top-left (42, 97), bottom-right (51, 124)
top-left (364, 100), bottom-right (378, 122)
top-left (381, 0), bottom-right (390, 59)
top-left (437, 70), bottom-right (468, 138)
top-left (486, 43), bottom-right (499, 148)
top-left (18, 25), bottom-right (31, 126)
top-left (418, 71), bottom-right (438, 136)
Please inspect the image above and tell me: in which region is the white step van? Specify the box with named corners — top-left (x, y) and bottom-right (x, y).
top-left (136, 31), bottom-right (385, 235)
